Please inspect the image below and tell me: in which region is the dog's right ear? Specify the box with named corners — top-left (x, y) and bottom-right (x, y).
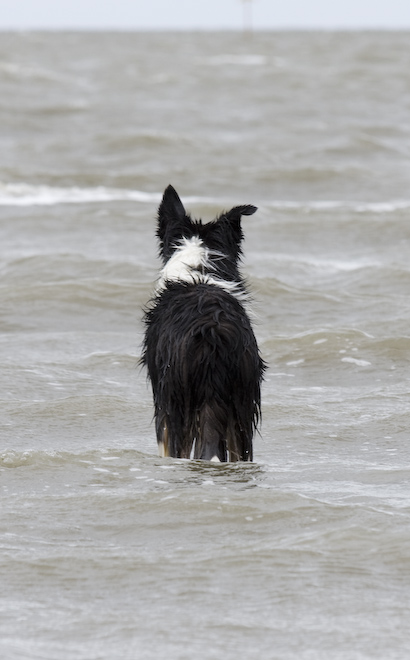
top-left (157, 185), bottom-right (191, 261)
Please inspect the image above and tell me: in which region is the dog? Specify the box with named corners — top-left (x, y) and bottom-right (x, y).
top-left (142, 185), bottom-right (265, 462)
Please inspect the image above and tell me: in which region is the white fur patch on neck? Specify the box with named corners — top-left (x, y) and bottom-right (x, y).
top-left (155, 235), bottom-right (249, 303)
top-left (156, 236), bottom-right (209, 291)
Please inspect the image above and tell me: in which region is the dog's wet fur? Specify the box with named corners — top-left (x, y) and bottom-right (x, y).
top-left (142, 185), bottom-right (265, 462)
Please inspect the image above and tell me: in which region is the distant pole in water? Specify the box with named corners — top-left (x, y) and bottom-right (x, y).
top-left (241, 0), bottom-right (254, 33)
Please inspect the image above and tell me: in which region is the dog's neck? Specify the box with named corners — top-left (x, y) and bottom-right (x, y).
top-left (155, 235), bottom-right (248, 302)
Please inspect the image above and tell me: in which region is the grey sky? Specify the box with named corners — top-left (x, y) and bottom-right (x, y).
top-left (1, 0), bottom-right (410, 30)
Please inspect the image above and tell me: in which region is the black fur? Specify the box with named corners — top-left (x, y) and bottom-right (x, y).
top-left (142, 185), bottom-right (265, 462)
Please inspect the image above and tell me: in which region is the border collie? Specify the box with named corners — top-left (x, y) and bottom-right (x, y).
top-left (142, 185), bottom-right (265, 462)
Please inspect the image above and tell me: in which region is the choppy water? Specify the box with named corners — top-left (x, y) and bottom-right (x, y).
top-left (1, 30), bottom-right (410, 659)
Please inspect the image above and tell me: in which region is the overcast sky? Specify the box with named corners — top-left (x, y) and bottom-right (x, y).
top-left (1, 0), bottom-right (410, 30)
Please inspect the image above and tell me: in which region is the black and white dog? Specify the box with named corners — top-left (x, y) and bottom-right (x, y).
top-left (142, 185), bottom-right (265, 462)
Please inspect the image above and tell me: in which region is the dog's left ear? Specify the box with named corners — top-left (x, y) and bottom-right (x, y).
top-left (157, 185), bottom-right (192, 261)
top-left (218, 204), bottom-right (257, 246)
top-left (225, 205), bottom-right (257, 222)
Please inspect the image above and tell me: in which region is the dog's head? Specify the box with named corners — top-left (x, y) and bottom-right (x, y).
top-left (156, 185), bottom-right (257, 284)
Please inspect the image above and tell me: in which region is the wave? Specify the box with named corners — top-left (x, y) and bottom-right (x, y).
top-left (0, 447), bottom-right (150, 471)
top-left (199, 54), bottom-right (268, 66)
top-left (0, 61), bottom-right (61, 82)
top-left (261, 200), bottom-right (410, 214)
top-left (0, 182), bottom-right (227, 208)
top-left (0, 182), bottom-right (162, 206)
top-left (2, 181), bottom-right (410, 213)
top-left (0, 182), bottom-right (218, 207)
top-left (253, 253), bottom-right (382, 273)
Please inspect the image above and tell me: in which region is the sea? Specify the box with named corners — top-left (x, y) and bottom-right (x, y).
top-left (1, 30), bottom-right (410, 660)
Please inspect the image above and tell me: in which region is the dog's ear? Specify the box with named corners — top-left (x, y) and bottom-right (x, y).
top-left (216, 204), bottom-right (257, 252)
top-left (225, 205), bottom-right (257, 223)
top-left (157, 185), bottom-right (191, 261)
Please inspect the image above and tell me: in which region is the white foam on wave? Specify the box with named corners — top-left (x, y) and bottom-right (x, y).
top-left (0, 182), bottom-right (162, 207)
top-left (307, 257), bottom-right (380, 273)
top-left (341, 357), bottom-right (372, 367)
top-left (264, 199), bottom-right (410, 214)
top-left (0, 61), bottom-right (58, 81)
top-left (353, 201), bottom-right (410, 213)
top-left (0, 182), bottom-right (241, 213)
top-left (201, 54), bottom-right (267, 66)
top-left (2, 181), bottom-right (410, 215)
top-left (271, 252), bottom-right (381, 274)
top-left (0, 182), bottom-right (221, 208)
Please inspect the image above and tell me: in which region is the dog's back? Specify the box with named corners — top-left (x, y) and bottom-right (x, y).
top-left (142, 185), bottom-right (265, 462)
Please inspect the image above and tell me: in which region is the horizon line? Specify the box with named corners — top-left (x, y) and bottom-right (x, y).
top-left (1, 25), bottom-right (410, 32)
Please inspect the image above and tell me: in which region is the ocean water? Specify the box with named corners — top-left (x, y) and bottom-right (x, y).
top-left (1, 30), bottom-right (410, 659)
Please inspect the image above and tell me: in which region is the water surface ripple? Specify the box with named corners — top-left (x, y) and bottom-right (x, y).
top-left (1, 31), bottom-right (410, 660)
